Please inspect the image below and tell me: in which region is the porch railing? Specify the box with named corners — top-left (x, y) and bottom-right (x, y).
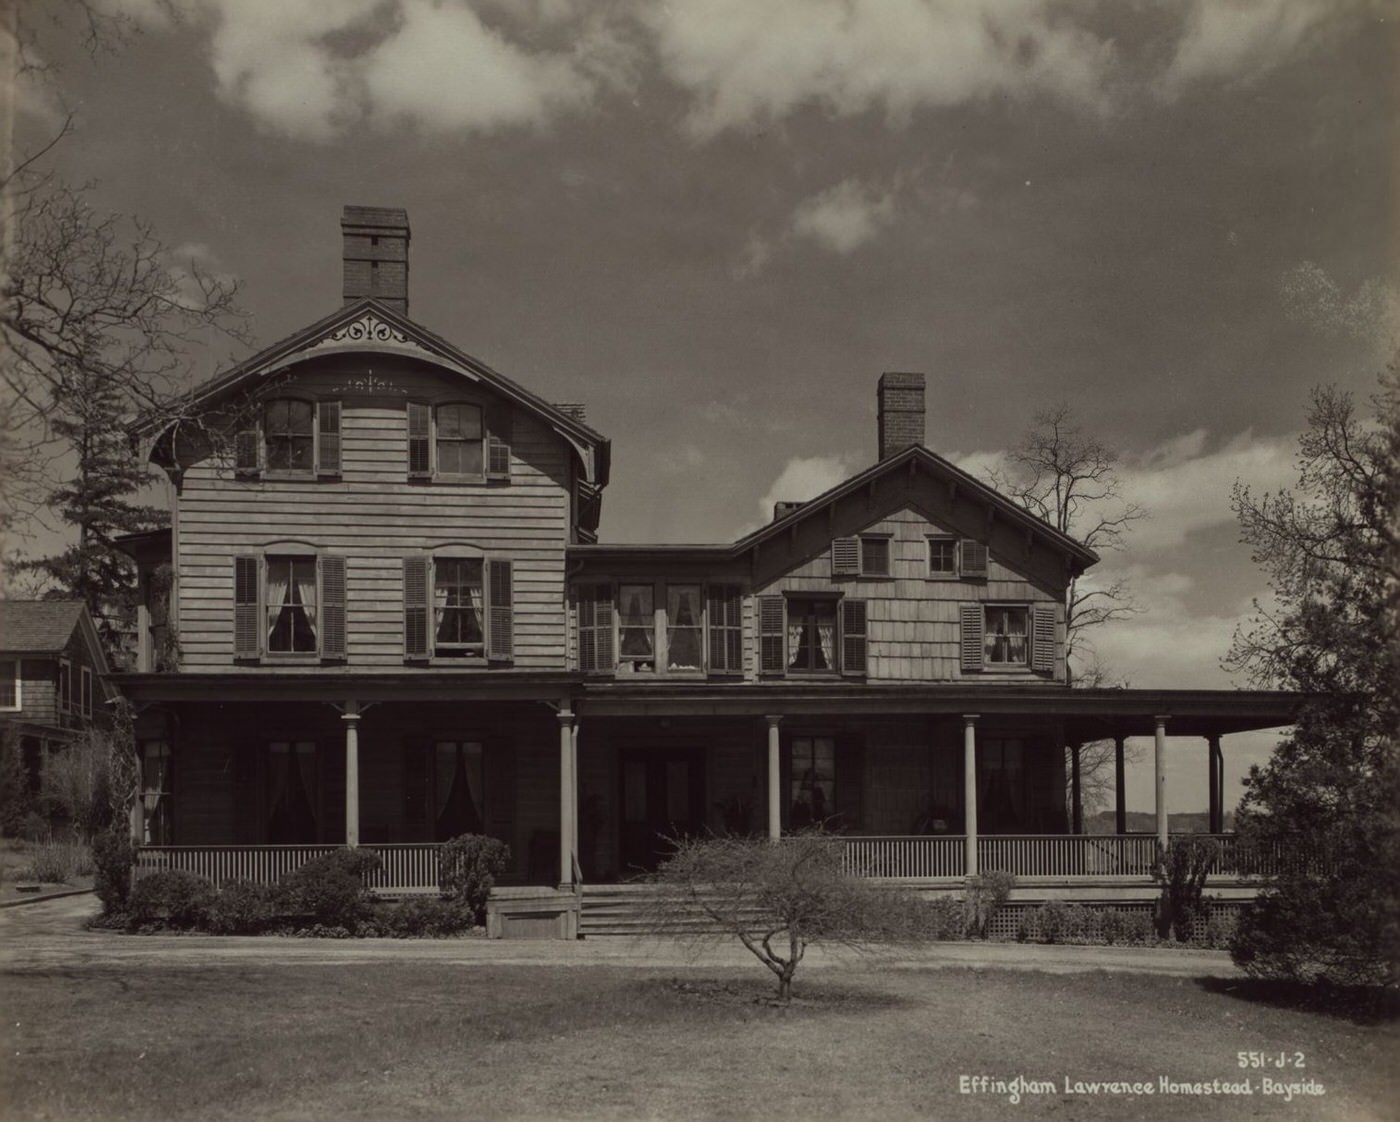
top-left (134, 844), bottom-right (442, 891)
top-left (133, 833), bottom-right (1302, 890)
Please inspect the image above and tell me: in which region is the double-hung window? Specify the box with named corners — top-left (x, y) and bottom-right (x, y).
top-left (577, 582), bottom-right (741, 676)
top-left (235, 398), bottom-right (341, 476)
top-left (789, 735), bottom-right (836, 828)
top-left (233, 552), bottom-right (347, 662)
top-left (928, 537), bottom-right (988, 579)
top-left (0, 660), bottom-right (18, 711)
top-left (403, 555), bottom-right (513, 663)
top-left (79, 666), bottom-right (93, 717)
top-left (406, 401), bottom-right (512, 481)
top-left (140, 740), bottom-right (173, 845)
top-left (959, 603), bottom-right (1056, 673)
top-left (434, 558), bottom-right (484, 658)
top-left (758, 594), bottom-right (867, 677)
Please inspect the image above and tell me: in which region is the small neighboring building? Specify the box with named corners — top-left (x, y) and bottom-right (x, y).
top-left (0, 600), bottom-right (113, 804)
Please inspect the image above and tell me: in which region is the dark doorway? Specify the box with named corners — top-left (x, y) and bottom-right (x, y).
top-left (618, 748), bottom-right (705, 875)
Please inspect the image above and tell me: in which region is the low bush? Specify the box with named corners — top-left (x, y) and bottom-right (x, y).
top-left (438, 834), bottom-right (510, 924)
top-left (203, 879), bottom-right (281, 934)
top-left (920, 896), bottom-right (967, 940)
top-left (1100, 908), bottom-right (1128, 945)
top-left (1122, 910), bottom-right (1155, 945)
top-left (127, 870), bottom-right (216, 929)
top-left (92, 829), bottom-right (133, 914)
top-left (22, 839), bottom-right (93, 883)
top-left (372, 896), bottom-right (475, 938)
top-left (964, 870), bottom-right (1015, 939)
top-left (280, 849), bottom-right (382, 928)
top-left (1152, 836), bottom-right (1218, 941)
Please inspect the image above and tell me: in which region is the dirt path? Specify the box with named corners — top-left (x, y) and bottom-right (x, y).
top-left (0, 894), bottom-right (1238, 976)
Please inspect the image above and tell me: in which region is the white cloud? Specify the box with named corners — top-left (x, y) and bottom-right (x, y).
top-left (644, 0), bottom-right (1116, 137)
top-left (165, 242), bottom-right (238, 311)
top-left (175, 0), bottom-right (624, 141)
top-left (1116, 429), bottom-right (1296, 553)
top-left (1158, 0), bottom-right (1336, 99)
top-left (789, 179), bottom-right (896, 255)
top-left (751, 453), bottom-right (862, 530)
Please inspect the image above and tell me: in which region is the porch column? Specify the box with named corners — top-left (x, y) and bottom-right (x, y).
top-left (963, 715), bottom-right (979, 878)
top-left (765, 715), bottom-right (782, 840)
top-left (1207, 734), bottom-right (1223, 833)
top-left (571, 718), bottom-right (582, 859)
top-left (1154, 716), bottom-right (1169, 850)
top-left (342, 700), bottom-right (361, 849)
top-left (1069, 742), bottom-right (1083, 835)
top-left (558, 707), bottom-right (575, 888)
top-left (1114, 735), bottom-right (1127, 836)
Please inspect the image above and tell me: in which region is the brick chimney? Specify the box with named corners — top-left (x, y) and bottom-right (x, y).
top-left (877, 372), bottom-right (925, 459)
top-left (341, 206), bottom-right (411, 316)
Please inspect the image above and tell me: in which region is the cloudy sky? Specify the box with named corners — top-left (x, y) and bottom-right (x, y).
top-left (12, 0), bottom-right (1398, 811)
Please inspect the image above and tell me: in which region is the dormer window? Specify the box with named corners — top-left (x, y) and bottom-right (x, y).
top-left (435, 403), bottom-right (483, 476)
top-left (234, 398), bottom-right (341, 477)
top-left (264, 399), bottom-right (314, 471)
top-left (407, 401), bottom-right (510, 482)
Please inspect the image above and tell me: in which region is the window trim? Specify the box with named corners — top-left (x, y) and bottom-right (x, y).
top-left (578, 581), bottom-right (743, 677)
top-left (403, 550), bottom-right (513, 665)
top-left (926, 535), bottom-right (959, 579)
top-left (858, 534), bottom-right (892, 578)
top-left (0, 659), bottom-right (19, 711)
top-left (983, 603), bottom-right (1032, 669)
top-left (233, 547), bottom-right (347, 664)
top-left (407, 400), bottom-right (505, 484)
top-left (235, 396), bottom-right (342, 479)
top-left (56, 659), bottom-right (72, 714)
top-left (79, 665), bottom-right (93, 717)
top-left (760, 591), bottom-right (866, 678)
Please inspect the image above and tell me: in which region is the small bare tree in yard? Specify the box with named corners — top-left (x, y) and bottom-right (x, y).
top-left (647, 832), bottom-right (924, 1003)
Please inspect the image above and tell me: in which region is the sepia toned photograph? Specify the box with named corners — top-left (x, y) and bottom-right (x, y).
top-left (1, 2), bottom-right (1396, 1119)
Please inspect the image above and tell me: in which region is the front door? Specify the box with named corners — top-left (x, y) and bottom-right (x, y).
top-left (619, 748), bottom-right (704, 875)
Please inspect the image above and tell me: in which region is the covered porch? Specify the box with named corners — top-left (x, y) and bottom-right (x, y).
top-left (117, 674), bottom-right (1302, 922)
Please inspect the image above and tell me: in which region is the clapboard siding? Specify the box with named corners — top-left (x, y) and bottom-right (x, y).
top-left (754, 505), bottom-right (1064, 684)
top-left (175, 363), bottom-right (575, 670)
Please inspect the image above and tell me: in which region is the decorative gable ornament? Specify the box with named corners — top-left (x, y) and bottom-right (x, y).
top-left (326, 313), bottom-right (413, 346)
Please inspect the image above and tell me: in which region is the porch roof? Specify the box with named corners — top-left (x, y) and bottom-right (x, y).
top-left (110, 672), bottom-right (1303, 738)
top-left (574, 683), bottom-right (1304, 738)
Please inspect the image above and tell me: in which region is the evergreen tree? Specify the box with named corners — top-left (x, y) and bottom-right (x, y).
top-left (18, 368), bottom-right (168, 658)
top-left (1226, 372), bottom-right (1400, 987)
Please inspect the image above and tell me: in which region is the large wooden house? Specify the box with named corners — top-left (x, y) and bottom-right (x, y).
top-left (116, 207), bottom-right (1298, 936)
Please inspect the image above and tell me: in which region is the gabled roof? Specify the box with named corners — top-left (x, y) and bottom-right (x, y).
top-left (572, 443), bottom-right (1099, 574)
top-left (733, 445), bottom-right (1096, 571)
top-left (138, 297), bottom-right (610, 485)
top-left (0, 601), bottom-right (111, 672)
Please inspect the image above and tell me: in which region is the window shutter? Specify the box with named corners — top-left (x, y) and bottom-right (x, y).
top-left (319, 555), bottom-right (347, 660)
top-left (487, 559), bottom-right (514, 662)
top-left (960, 603), bottom-right (985, 672)
top-left (579, 585), bottom-right (614, 673)
top-left (317, 400), bottom-right (341, 475)
top-left (831, 536), bottom-right (859, 577)
top-left (486, 402), bottom-right (512, 480)
top-left (407, 402), bottom-right (431, 478)
top-left (960, 540), bottom-right (988, 578)
top-left (234, 430), bottom-right (260, 474)
top-left (840, 598), bottom-right (867, 676)
top-left (758, 595), bottom-right (786, 674)
top-left (234, 555), bottom-right (260, 659)
top-left (1032, 604), bottom-right (1056, 673)
top-left (403, 556), bottom-right (431, 659)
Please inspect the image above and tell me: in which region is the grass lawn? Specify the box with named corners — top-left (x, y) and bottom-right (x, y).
top-left (2, 961), bottom-right (1396, 1121)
